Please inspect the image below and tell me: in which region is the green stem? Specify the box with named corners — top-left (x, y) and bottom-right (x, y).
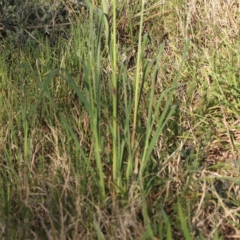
top-left (112, 0), bottom-right (118, 186)
top-left (131, 0), bottom-right (145, 148)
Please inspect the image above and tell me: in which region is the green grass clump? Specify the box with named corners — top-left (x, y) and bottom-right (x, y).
top-left (0, 0), bottom-right (239, 239)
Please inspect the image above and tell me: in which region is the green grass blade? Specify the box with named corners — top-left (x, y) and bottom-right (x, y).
top-left (141, 40), bottom-right (190, 175)
top-left (111, 0), bottom-right (119, 189)
top-left (178, 201), bottom-right (192, 240)
top-left (161, 208), bottom-right (173, 240)
top-left (131, 0), bottom-right (146, 147)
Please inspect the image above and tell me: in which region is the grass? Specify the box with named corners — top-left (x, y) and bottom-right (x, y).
top-left (0, 0), bottom-right (240, 239)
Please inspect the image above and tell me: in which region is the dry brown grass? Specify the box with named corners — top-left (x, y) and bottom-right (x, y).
top-left (0, 0), bottom-right (239, 239)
